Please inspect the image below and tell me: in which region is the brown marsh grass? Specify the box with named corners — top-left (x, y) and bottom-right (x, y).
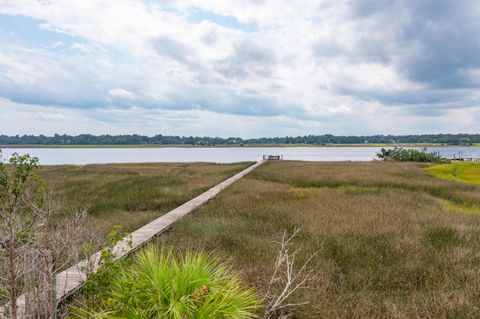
top-left (157, 161), bottom-right (480, 318)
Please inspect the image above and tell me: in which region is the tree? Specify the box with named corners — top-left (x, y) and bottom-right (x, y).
top-left (0, 151), bottom-right (91, 318)
top-left (376, 147), bottom-right (448, 163)
top-left (0, 151), bottom-right (42, 319)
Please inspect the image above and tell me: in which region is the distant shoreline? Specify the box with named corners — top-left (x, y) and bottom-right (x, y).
top-left (1, 143), bottom-right (478, 149)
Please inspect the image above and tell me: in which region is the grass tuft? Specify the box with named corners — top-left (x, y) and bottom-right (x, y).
top-left (424, 227), bottom-right (461, 250)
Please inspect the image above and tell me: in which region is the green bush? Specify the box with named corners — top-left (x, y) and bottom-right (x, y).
top-left (377, 147), bottom-right (448, 163)
top-left (72, 246), bottom-right (259, 319)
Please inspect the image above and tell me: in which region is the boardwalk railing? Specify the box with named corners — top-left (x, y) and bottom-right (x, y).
top-left (1, 160), bottom-right (264, 318)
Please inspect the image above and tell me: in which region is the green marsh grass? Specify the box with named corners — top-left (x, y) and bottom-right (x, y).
top-left (426, 162), bottom-right (480, 184)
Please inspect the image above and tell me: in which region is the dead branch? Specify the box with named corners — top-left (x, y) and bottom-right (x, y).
top-left (264, 228), bottom-right (316, 319)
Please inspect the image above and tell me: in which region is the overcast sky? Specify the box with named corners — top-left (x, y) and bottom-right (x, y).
top-left (0, 0), bottom-right (479, 137)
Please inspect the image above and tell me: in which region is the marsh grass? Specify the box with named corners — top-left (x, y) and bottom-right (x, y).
top-left (38, 162), bottom-right (251, 243)
top-left (156, 161), bottom-right (480, 318)
top-left (426, 162), bottom-right (480, 184)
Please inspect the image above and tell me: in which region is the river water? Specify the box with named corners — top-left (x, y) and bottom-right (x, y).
top-left (1, 146), bottom-right (479, 165)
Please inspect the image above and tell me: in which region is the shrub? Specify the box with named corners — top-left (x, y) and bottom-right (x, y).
top-left (377, 147), bottom-right (448, 163)
top-left (73, 246), bottom-right (259, 319)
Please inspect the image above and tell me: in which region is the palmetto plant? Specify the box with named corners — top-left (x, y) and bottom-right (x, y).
top-left (75, 246), bottom-right (259, 319)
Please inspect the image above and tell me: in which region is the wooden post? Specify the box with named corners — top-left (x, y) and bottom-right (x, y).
top-left (23, 249), bottom-right (56, 319)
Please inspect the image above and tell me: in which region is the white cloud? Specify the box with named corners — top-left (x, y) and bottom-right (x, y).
top-left (1, 97), bottom-right (479, 138)
top-left (108, 88), bottom-right (137, 100)
top-left (0, 0), bottom-right (478, 135)
top-left (70, 42), bottom-right (92, 52)
top-left (35, 111), bottom-right (66, 121)
top-left (50, 40), bottom-right (64, 48)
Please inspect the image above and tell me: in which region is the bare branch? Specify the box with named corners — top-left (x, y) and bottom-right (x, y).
top-left (264, 228), bottom-right (316, 319)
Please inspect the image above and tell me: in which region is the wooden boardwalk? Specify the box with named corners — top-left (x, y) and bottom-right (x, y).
top-left (1, 160), bottom-right (264, 318)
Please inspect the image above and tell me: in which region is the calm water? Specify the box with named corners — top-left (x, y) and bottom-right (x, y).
top-left (1, 146), bottom-right (479, 165)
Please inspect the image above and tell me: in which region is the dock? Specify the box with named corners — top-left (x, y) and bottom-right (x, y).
top-left (449, 157), bottom-right (480, 162)
top-left (448, 151), bottom-right (480, 162)
top-left (1, 160), bottom-right (265, 318)
top-left (263, 154), bottom-right (283, 160)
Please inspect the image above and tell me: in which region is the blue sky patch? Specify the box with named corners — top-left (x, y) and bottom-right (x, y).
top-left (0, 14), bottom-right (81, 49)
top-left (187, 8), bottom-right (258, 32)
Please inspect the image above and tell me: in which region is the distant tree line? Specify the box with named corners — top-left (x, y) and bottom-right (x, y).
top-left (0, 133), bottom-right (479, 145)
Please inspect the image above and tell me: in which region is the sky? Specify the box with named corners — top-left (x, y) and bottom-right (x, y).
top-left (0, 0), bottom-right (479, 138)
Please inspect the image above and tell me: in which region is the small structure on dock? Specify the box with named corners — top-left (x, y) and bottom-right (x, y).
top-left (450, 157), bottom-right (480, 162)
top-left (263, 154), bottom-right (283, 160)
top-left (450, 151), bottom-right (480, 162)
